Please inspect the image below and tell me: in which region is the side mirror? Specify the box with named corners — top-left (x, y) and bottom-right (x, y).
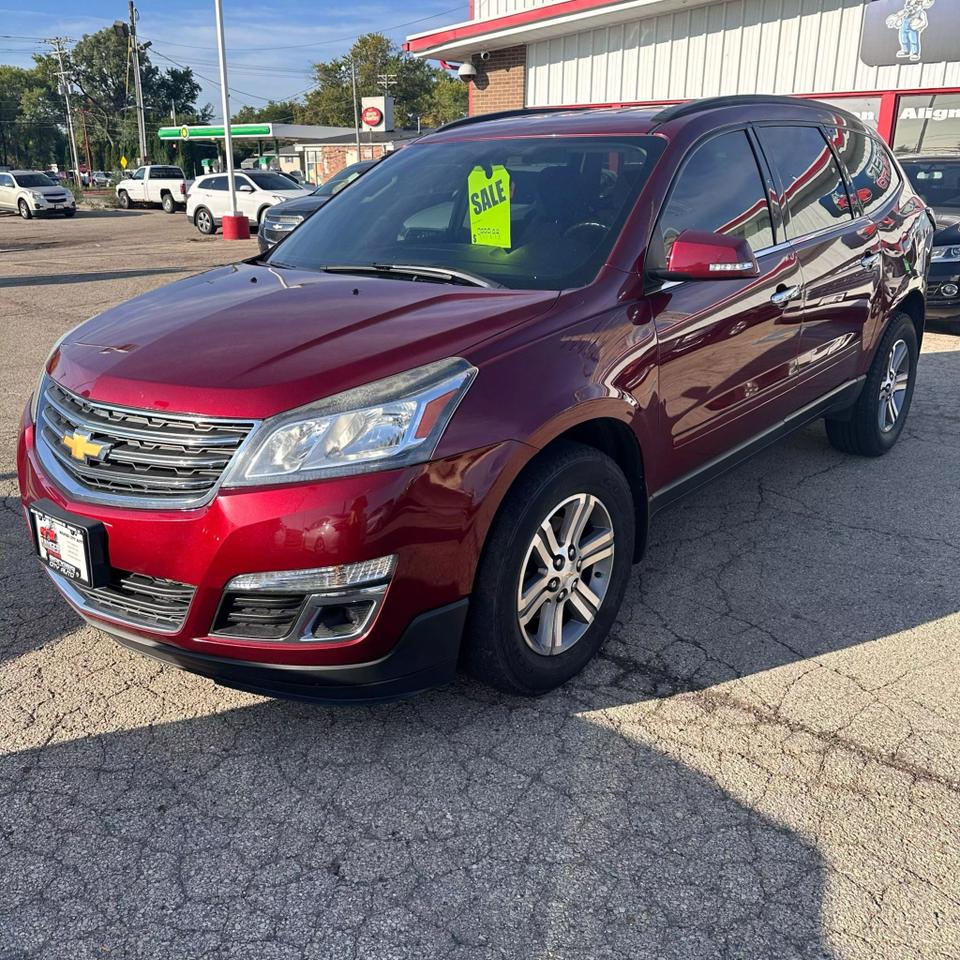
top-left (238, 183), bottom-right (254, 193)
top-left (655, 230), bottom-right (759, 281)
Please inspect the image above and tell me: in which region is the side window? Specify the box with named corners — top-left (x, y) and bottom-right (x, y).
top-left (757, 125), bottom-right (853, 238)
top-left (132, 168), bottom-right (145, 181)
top-left (0, 174), bottom-right (12, 188)
top-left (234, 175), bottom-right (253, 191)
top-left (837, 129), bottom-right (899, 217)
top-left (207, 176), bottom-right (227, 191)
top-left (654, 130), bottom-right (775, 265)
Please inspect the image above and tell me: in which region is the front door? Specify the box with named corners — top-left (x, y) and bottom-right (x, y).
top-left (647, 128), bottom-right (804, 486)
top-left (754, 123), bottom-right (882, 405)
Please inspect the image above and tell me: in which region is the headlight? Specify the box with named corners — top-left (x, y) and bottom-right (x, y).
top-left (30, 192), bottom-right (45, 202)
top-left (932, 245), bottom-right (960, 262)
top-left (223, 357), bottom-right (477, 486)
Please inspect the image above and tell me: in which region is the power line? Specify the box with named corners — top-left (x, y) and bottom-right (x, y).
top-left (142, 7), bottom-right (463, 54)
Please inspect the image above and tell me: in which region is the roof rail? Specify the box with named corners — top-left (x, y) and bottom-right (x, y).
top-left (435, 105), bottom-right (597, 133)
top-left (652, 94), bottom-right (863, 125)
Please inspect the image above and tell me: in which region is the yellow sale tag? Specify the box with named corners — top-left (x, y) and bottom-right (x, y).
top-left (468, 165), bottom-right (511, 248)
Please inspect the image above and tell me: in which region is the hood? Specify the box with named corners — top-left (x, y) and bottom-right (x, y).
top-left (28, 184), bottom-right (70, 197)
top-left (50, 262), bottom-right (559, 419)
top-left (932, 206), bottom-right (960, 244)
top-left (264, 195), bottom-right (330, 217)
top-left (269, 188), bottom-right (312, 204)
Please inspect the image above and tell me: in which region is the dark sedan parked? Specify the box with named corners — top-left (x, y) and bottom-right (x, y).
top-left (257, 160), bottom-right (378, 253)
top-left (901, 155), bottom-right (960, 326)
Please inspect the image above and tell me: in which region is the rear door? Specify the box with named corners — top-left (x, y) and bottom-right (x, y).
top-left (0, 173), bottom-right (14, 210)
top-left (754, 123), bottom-right (880, 404)
top-left (648, 128), bottom-right (805, 482)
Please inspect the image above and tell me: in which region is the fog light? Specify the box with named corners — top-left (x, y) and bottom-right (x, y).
top-left (941, 282), bottom-right (959, 298)
top-left (227, 555), bottom-right (395, 592)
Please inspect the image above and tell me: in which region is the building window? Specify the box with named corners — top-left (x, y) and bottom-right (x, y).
top-left (893, 94), bottom-right (960, 156)
top-left (815, 96), bottom-right (883, 131)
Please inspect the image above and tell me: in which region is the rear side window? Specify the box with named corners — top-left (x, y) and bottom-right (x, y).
top-left (830, 127), bottom-right (899, 216)
top-left (654, 130), bottom-right (774, 263)
top-left (149, 166), bottom-right (184, 179)
top-left (204, 176), bottom-right (227, 191)
top-left (757, 125), bottom-right (853, 238)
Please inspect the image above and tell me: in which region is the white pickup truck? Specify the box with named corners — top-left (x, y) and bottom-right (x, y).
top-left (115, 165), bottom-right (187, 213)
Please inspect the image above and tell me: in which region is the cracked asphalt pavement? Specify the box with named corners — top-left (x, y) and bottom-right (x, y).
top-left (1, 211), bottom-right (959, 959)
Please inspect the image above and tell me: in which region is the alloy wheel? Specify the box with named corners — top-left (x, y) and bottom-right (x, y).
top-left (878, 338), bottom-right (910, 433)
top-left (516, 493), bottom-right (615, 656)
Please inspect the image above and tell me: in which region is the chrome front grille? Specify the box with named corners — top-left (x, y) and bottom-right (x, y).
top-left (37, 380), bottom-right (257, 508)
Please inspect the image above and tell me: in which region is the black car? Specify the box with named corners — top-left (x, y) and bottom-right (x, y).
top-left (901, 155), bottom-right (960, 326)
top-left (257, 160), bottom-right (378, 253)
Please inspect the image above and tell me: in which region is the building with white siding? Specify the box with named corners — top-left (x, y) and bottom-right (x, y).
top-left (406, 0), bottom-right (960, 154)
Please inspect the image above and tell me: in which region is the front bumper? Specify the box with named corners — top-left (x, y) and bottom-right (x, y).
top-left (927, 273), bottom-right (960, 322)
top-left (19, 409), bottom-right (522, 698)
top-left (31, 196), bottom-right (75, 213)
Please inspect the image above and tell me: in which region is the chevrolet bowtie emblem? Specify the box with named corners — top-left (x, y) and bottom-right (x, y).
top-left (61, 430), bottom-right (109, 462)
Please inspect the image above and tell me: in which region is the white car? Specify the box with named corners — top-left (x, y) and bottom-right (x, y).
top-left (0, 170), bottom-right (76, 219)
top-left (186, 171), bottom-right (312, 235)
top-left (116, 165), bottom-right (187, 213)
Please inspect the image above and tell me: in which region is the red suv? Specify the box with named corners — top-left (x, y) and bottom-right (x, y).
top-left (18, 96), bottom-right (933, 702)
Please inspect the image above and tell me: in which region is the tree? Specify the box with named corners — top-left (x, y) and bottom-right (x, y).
top-left (302, 34), bottom-right (465, 130)
top-left (0, 64), bottom-right (65, 169)
top-left (32, 27), bottom-right (207, 169)
top-left (233, 100), bottom-right (304, 125)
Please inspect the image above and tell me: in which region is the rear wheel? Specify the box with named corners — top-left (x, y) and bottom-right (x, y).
top-left (464, 441), bottom-right (635, 696)
top-left (117, 190), bottom-right (130, 210)
top-left (161, 192), bottom-right (176, 213)
top-left (194, 206), bottom-right (216, 235)
top-left (826, 310), bottom-right (918, 456)
top-left (18, 199), bottom-right (31, 220)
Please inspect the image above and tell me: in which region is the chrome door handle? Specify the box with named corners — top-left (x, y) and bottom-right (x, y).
top-left (770, 285), bottom-right (802, 307)
top-left (860, 251), bottom-right (881, 270)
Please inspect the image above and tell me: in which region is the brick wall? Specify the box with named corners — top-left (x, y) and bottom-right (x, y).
top-left (470, 45), bottom-right (526, 116)
top-left (303, 143), bottom-right (391, 183)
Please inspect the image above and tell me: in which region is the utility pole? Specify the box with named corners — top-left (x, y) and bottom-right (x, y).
top-left (128, 1), bottom-right (148, 165)
top-left (350, 60), bottom-right (362, 162)
top-left (47, 37), bottom-right (83, 190)
top-left (214, 0), bottom-right (241, 231)
top-left (79, 107), bottom-right (94, 178)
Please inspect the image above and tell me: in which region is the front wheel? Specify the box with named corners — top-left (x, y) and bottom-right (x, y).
top-left (117, 190), bottom-right (130, 210)
top-left (63, 208), bottom-right (76, 218)
top-left (826, 310), bottom-right (918, 456)
top-left (464, 441), bottom-right (635, 696)
top-left (18, 199), bottom-right (32, 220)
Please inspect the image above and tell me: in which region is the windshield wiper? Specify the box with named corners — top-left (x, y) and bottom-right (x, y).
top-left (323, 263), bottom-right (501, 288)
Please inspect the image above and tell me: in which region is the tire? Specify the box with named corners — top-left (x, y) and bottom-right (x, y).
top-left (18, 199), bottom-right (32, 220)
top-left (463, 441), bottom-right (635, 696)
top-left (117, 190), bottom-right (130, 210)
top-left (194, 206), bottom-right (216, 235)
top-left (63, 208), bottom-right (76, 218)
top-left (826, 310), bottom-right (918, 457)
top-left (161, 193), bottom-right (176, 214)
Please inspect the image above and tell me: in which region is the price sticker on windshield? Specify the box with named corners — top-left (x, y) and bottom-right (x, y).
top-left (468, 165), bottom-right (511, 248)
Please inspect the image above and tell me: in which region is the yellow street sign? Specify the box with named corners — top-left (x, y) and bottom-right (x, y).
top-left (468, 165), bottom-right (511, 248)
top-left (119, 155), bottom-right (128, 169)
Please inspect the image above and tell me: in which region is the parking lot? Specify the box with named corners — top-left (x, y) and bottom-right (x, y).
top-left (1, 209), bottom-right (958, 959)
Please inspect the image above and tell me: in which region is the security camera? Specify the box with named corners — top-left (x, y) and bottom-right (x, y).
top-left (458, 62), bottom-right (477, 82)
top-left (478, 50), bottom-right (491, 61)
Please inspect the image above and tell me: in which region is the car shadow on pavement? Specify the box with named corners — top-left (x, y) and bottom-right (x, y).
top-left (0, 267), bottom-right (196, 288)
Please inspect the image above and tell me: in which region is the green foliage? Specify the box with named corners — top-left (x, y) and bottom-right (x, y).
top-left (300, 33), bottom-right (466, 130)
top-left (0, 64), bottom-right (66, 169)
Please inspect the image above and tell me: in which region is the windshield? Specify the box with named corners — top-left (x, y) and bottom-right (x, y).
top-left (267, 136), bottom-right (664, 290)
top-left (247, 171), bottom-right (303, 191)
top-left (16, 173), bottom-right (58, 187)
top-left (901, 159), bottom-right (960, 209)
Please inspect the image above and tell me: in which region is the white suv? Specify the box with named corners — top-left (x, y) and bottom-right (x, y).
top-left (0, 170), bottom-right (76, 219)
top-left (186, 171), bottom-right (311, 235)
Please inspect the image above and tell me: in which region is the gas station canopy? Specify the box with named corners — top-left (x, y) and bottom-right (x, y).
top-left (158, 123), bottom-right (355, 143)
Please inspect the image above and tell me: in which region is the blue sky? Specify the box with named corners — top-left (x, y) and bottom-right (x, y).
top-left (0, 0), bottom-right (462, 116)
